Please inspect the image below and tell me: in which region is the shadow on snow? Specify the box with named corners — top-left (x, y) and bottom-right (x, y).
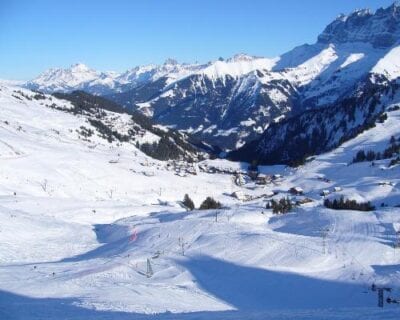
top-left (179, 255), bottom-right (376, 311)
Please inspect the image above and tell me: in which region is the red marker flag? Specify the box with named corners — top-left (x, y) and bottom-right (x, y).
top-left (129, 228), bottom-right (138, 242)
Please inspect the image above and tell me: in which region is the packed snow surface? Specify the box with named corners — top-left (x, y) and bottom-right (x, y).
top-left (0, 85), bottom-right (400, 319)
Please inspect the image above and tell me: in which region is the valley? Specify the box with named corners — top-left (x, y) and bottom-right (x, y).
top-left (2, 2), bottom-right (400, 319)
top-left (0, 84), bottom-right (400, 319)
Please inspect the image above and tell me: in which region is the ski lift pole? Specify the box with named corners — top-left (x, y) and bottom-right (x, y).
top-left (320, 227), bottom-right (329, 254)
top-left (372, 284), bottom-right (392, 307)
top-left (146, 258), bottom-right (153, 278)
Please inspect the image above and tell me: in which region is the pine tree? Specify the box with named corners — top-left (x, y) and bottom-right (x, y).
top-left (183, 194), bottom-right (195, 211)
top-left (324, 196), bottom-right (374, 211)
top-left (353, 150), bottom-right (366, 163)
top-left (199, 197), bottom-right (222, 210)
top-left (270, 197), bottom-right (293, 214)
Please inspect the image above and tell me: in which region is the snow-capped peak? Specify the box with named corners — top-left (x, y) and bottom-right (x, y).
top-left (31, 63), bottom-right (97, 84)
top-left (25, 63), bottom-right (116, 94)
top-left (227, 53), bottom-right (259, 62)
top-left (318, 3), bottom-right (400, 48)
top-left (70, 63), bottom-right (92, 72)
top-left (351, 8), bottom-right (372, 17)
top-left (199, 55), bottom-right (278, 79)
top-left (163, 58), bottom-right (179, 65)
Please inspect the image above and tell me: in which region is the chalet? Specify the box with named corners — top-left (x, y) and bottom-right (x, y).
top-left (320, 190), bottom-right (330, 197)
top-left (175, 171), bottom-right (187, 177)
top-left (273, 174), bottom-right (282, 180)
top-left (187, 168), bottom-right (198, 175)
top-left (142, 171), bottom-right (155, 177)
top-left (289, 187), bottom-right (304, 195)
top-left (231, 191), bottom-right (248, 201)
top-left (296, 198), bottom-right (313, 205)
top-left (256, 174), bottom-right (271, 185)
top-left (333, 187), bottom-right (342, 192)
top-left (264, 191), bottom-right (276, 198)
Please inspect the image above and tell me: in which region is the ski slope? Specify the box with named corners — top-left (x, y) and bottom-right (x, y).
top-left (0, 85), bottom-right (400, 319)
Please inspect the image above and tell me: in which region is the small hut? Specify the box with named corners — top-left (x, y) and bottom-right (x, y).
top-left (289, 187), bottom-right (304, 195)
top-left (231, 191), bottom-right (248, 201)
top-left (256, 174), bottom-right (271, 185)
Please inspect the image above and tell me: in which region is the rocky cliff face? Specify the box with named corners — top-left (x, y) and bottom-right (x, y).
top-left (318, 4), bottom-right (400, 48)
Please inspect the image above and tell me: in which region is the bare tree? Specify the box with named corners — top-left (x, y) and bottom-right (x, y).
top-left (39, 179), bottom-right (48, 193)
top-left (178, 237), bottom-right (187, 256)
top-left (106, 188), bottom-right (115, 199)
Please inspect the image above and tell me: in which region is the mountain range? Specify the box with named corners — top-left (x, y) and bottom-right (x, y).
top-left (25, 3), bottom-right (400, 160)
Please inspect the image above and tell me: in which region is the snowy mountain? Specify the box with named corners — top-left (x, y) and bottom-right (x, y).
top-left (26, 63), bottom-right (119, 95)
top-left (108, 55), bottom-right (294, 149)
top-left (230, 74), bottom-right (400, 165)
top-left (1, 86), bottom-right (201, 162)
top-left (230, 3), bottom-right (400, 165)
top-left (318, 4), bottom-right (400, 48)
top-left (1, 81), bottom-right (400, 319)
top-left (26, 60), bottom-right (202, 96)
top-left (105, 3), bottom-right (400, 149)
top-left (24, 3), bottom-right (400, 153)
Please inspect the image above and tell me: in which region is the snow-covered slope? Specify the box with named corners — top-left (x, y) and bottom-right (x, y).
top-left (1, 83), bottom-right (400, 319)
top-left (0, 87), bottom-right (200, 162)
top-left (372, 45), bottom-right (400, 80)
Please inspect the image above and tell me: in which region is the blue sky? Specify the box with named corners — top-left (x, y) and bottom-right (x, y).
top-left (0, 0), bottom-right (395, 80)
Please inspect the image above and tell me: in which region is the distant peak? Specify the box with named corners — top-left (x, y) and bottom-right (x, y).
top-left (164, 58), bottom-right (178, 65)
top-left (350, 8), bottom-right (372, 17)
top-left (70, 63), bottom-right (91, 72)
top-left (227, 53), bottom-right (258, 63)
top-left (388, 1), bottom-right (400, 9)
top-left (335, 14), bottom-right (347, 22)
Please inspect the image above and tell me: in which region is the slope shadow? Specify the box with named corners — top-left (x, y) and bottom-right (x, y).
top-left (1, 288), bottom-right (399, 320)
top-left (0, 289), bottom-right (240, 320)
top-left (0, 290), bottom-right (133, 320)
top-left (93, 223), bottom-right (130, 243)
top-left (60, 210), bottom-right (185, 263)
top-left (180, 255), bottom-right (375, 311)
top-left (372, 264), bottom-right (400, 278)
top-left (272, 43), bottom-right (325, 71)
top-left (60, 223), bottom-right (132, 262)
